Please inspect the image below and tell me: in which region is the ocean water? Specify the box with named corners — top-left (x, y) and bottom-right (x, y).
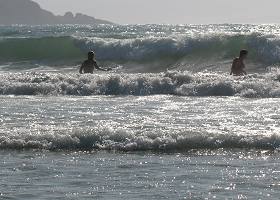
top-left (1, 24), bottom-right (280, 199)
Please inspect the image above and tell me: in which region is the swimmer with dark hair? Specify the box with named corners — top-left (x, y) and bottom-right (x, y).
top-left (79, 51), bottom-right (111, 74)
top-left (230, 49), bottom-right (248, 76)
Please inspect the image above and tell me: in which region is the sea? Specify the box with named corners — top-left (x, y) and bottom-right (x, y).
top-left (0, 24), bottom-right (280, 199)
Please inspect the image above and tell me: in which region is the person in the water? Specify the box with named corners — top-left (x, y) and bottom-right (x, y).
top-left (230, 50), bottom-right (248, 76)
top-left (79, 51), bottom-right (110, 74)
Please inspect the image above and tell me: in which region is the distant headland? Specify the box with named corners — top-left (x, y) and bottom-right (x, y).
top-left (0, 0), bottom-right (114, 25)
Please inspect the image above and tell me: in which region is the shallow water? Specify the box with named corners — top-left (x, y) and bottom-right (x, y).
top-left (1, 24), bottom-right (280, 199)
top-left (1, 95), bottom-right (280, 151)
top-left (1, 24), bottom-right (280, 72)
top-left (0, 95), bottom-right (280, 199)
top-left (1, 150), bottom-right (280, 199)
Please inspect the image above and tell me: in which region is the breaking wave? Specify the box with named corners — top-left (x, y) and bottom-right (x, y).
top-left (1, 71), bottom-right (280, 98)
top-left (1, 126), bottom-right (280, 151)
top-left (1, 33), bottom-right (280, 72)
top-left (0, 36), bottom-right (84, 64)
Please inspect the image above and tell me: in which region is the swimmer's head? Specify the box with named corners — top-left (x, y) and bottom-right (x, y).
top-left (240, 49), bottom-right (248, 59)
top-left (88, 51), bottom-right (95, 60)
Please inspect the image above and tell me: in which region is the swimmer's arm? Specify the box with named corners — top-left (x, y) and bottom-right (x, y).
top-left (241, 62), bottom-right (247, 75)
top-left (79, 63), bottom-right (84, 74)
top-left (230, 59), bottom-right (237, 75)
top-left (94, 62), bottom-right (110, 71)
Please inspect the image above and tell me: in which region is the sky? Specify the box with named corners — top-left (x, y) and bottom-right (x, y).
top-left (34, 0), bottom-right (280, 24)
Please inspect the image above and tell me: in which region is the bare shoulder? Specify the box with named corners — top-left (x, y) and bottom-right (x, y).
top-left (82, 60), bottom-right (88, 65)
top-left (83, 60), bottom-right (94, 65)
top-left (232, 57), bottom-right (240, 65)
top-left (233, 57), bottom-right (239, 62)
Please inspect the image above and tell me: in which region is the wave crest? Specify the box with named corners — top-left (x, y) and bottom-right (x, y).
top-left (1, 33), bottom-right (280, 72)
top-left (1, 127), bottom-right (280, 151)
top-left (0, 71), bottom-right (280, 98)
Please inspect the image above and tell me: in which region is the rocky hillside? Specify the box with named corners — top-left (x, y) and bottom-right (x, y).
top-left (0, 0), bottom-right (113, 25)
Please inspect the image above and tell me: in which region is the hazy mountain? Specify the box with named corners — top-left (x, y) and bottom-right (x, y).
top-left (0, 0), bottom-right (113, 25)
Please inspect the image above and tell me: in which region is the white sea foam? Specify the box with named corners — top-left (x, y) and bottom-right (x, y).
top-left (1, 82), bottom-right (280, 152)
top-left (0, 71), bottom-right (280, 98)
top-left (1, 24), bottom-right (280, 72)
top-left (1, 24), bottom-right (280, 152)
top-left (0, 125), bottom-right (279, 151)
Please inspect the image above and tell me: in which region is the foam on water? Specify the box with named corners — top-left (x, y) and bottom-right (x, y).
top-left (2, 25), bottom-right (280, 200)
top-left (1, 95), bottom-right (280, 152)
top-left (1, 24), bottom-right (280, 152)
top-left (0, 71), bottom-right (280, 97)
top-left (1, 24), bottom-right (280, 72)
top-left (1, 126), bottom-right (280, 151)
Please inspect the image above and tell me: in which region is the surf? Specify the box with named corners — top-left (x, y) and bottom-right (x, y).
top-left (1, 24), bottom-right (280, 73)
top-left (0, 71), bottom-right (280, 98)
top-left (0, 117), bottom-right (279, 151)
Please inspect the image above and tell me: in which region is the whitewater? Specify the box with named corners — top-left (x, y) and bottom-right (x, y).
top-left (1, 24), bottom-right (280, 199)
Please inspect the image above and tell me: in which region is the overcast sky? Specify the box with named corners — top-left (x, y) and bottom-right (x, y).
top-left (34, 0), bottom-right (280, 24)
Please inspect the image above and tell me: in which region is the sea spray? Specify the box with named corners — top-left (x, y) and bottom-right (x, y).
top-left (1, 24), bottom-right (280, 72)
top-left (0, 71), bottom-right (280, 97)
